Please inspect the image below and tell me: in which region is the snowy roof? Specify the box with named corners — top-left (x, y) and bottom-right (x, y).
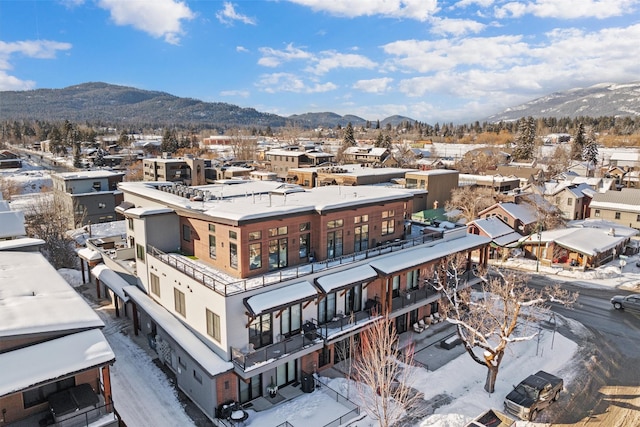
top-left (0, 210), bottom-right (26, 238)
top-left (0, 200), bottom-right (10, 211)
top-left (91, 264), bottom-right (130, 302)
top-left (0, 252), bottom-right (104, 338)
top-left (590, 188), bottom-right (640, 213)
top-left (610, 151), bottom-right (640, 162)
top-left (123, 286), bottom-right (233, 376)
top-left (244, 281), bottom-right (318, 317)
top-left (120, 181), bottom-right (414, 223)
top-left (314, 265), bottom-right (378, 293)
top-left (56, 170), bottom-right (124, 180)
top-left (568, 218), bottom-right (638, 238)
top-left (370, 234), bottom-right (491, 274)
top-left (0, 237), bottom-right (45, 251)
top-left (0, 329), bottom-right (115, 397)
top-left (494, 203), bottom-right (537, 224)
top-left (77, 247), bottom-right (103, 262)
top-left (469, 217), bottom-right (515, 238)
top-left (555, 228), bottom-right (626, 256)
top-left (125, 207), bottom-right (175, 217)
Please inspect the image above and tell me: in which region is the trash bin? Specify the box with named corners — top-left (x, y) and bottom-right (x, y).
top-left (301, 373), bottom-right (315, 393)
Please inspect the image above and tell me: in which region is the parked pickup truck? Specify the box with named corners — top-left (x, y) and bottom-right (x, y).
top-left (503, 370), bottom-right (563, 421)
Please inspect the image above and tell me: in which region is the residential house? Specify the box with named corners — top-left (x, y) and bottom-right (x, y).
top-left (84, 179), bottom-right (491, 423)
top-left (495, 165), bottom-right (544, 186)
top-left (566, 160), bottom-right (595, 177)
top-left (589, 188), bottom-right (640, 229)
top-left (0, 198), bottom-right (45, 251)
top-left (608, 151), bottom-right (640, 170)
top-left (342, 146), bottom-right (391, 165)
top-left (266, 148), bottom-right (335, 180)
top-left (543, 182), bottom-right (591, 220)
top-left (0, 151), bottom-right (22, 169)
top-left (467, 216), bottom-right (522, 260)
top-left (0, 251), bottom-right (117, 427)
top-left (459, 174), bottom-right (521, 194)
top-left (51, 170), bottom-right (125, 228)
top-left (478, 202), bottom-right (538, 236)
top-left (518, 219), bottom-right (636, 268)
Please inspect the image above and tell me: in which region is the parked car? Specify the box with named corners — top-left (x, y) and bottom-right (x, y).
top-left (611, 294), bottom-right (640, 310)
top-left (504, 371), bottom-right (563, 421)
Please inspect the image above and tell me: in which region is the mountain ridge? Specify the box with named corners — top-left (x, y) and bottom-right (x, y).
top-left (0, 82), bottom-right (415, 129)
top-left (487, 81), bottom-right (640, 122)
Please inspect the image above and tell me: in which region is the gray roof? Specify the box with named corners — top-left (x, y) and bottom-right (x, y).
top-left (590, 188), bottom-right (640, 212)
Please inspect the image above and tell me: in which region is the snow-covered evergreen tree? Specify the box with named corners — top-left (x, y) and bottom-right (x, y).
top-left (582, 129), bottom-right (599, 166)
top-left (512, 117), bottom-right (535, 161)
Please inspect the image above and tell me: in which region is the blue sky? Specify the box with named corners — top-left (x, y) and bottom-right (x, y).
top-left (1, 0), bottom-right (640, 124)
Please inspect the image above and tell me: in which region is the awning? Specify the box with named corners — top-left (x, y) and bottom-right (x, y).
top-left (91, 264), bottom-right (130, 302)
top-left (244, 281), bottom-right (318, 317)
top-left (315, 265), bottom-right (378, 294)
top-left (0, 329), bottom-right (115, 397)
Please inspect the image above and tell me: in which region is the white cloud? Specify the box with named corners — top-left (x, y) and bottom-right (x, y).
top-left (495, 0), bottom-right (640, 19)
top-left (454, 0), bottom-right (496, 7)
top-left (97, 0), bottom-right (195, 45)
top-left (216, 2), bottom-right (256, 26)
top-left (257, 73), bottom-right (337, 94)
top-left (307, 51), bottom-right (377, 75)
top-left (429, 17), bottom-right (486, 36)
top-left (236, 46), bottom-right (249, 53)
top-left (59, 0), bottom-right (85, 8)
top-left (286, 0), bottom-right (439, 21)
top-left (0, 71), bottom-right (36, 91)
top-left (258, 44), bottom-right (312, 67)
top-left (0, 40), bottom-right (72, 90)
top-left (353, 77), bottom-right (394, 93)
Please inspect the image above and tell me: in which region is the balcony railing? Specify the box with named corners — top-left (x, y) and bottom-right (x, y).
top-left (316, 309), bottom-right (378, 340)
top-left (231, 330), bottom-right (322, 371)
top-left (392, 285), bottom-right (440, 311)
top-left (147, 229), bottom-right (445, 297)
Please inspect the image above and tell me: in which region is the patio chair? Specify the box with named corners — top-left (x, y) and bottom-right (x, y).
top-left (413, 322), bottom-right (425, 333)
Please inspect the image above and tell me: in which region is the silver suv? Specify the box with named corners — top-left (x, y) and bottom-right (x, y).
top-left (611, 294), bottom-right (640, 310)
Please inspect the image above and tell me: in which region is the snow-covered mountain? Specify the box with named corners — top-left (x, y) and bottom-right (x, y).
top-left (487, 81), bottom-right (640, 122)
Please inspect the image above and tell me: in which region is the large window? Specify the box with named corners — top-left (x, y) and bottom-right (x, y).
top-left (268, 238), bottom-right (288, 270)
top-left (391, 275), bottom-right (400, 298)
top-left (299, 233), bottom-right (310, 258)
top-left (346, 284), bottom-right (362, 313)
top-left (269, 226), bottom-right (288, 237)
top-left (150, 273), bottom-right (160, 297)
top-left (136, 243), bottom-right (145, 261)
top-left (280, 304), bottom-right (302, 337)
top-left (407, 269), bottom-right (420, 290)
top-left (182, 224), bottom-right (191, 242)
top-left (327, 219), bottom-right (343, 228)
top-left (354, 224), bottom-right (369, 251)
top-left (206, 309), bottom-right (221, 342)
top-left (249, 314), bottom-right (272, 349)
top-left (327, 230), bottom-right (343, 259)
top-left (381, 209), bottom-right (395, 236)
top-left (174, 288), bottom-right (186, 317)
top-left (249, 243), bottom-right (262, 270)
top-left (318, 292), bottom-right (336, 324)
top-left (230, 243), bottom-right (238, 269)
top-left (209, 235), bottom-right (216, 259)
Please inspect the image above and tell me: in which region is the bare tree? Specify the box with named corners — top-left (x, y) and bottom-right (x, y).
top-left (431, 255), bottom-right (576, 393)
top-left (445, 186), bottom-right (495, 223)
top-left (519, 194), bottom-right (566, 230)
top-left (24, 192), bottom-right (79, 269)
top-left (352, 313), bottom-right (423, 427)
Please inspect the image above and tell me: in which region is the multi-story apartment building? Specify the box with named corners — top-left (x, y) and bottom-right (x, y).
top-left (142, 155), bottom-right (206, 186)
top-left (51, 170), bottom-right (125, 228)
top-left (0, 251), bottom-right (117, 427)
top-left (88, 179), bottom-right (490, 423)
